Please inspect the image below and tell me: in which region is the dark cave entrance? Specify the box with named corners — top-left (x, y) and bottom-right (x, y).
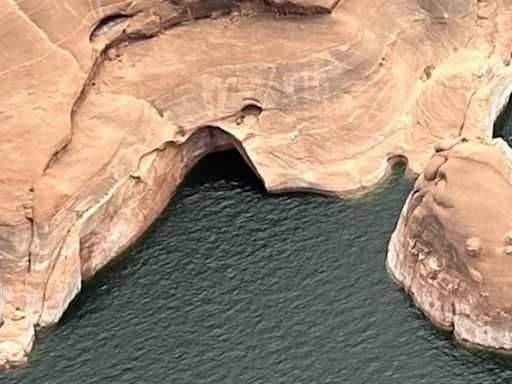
top-left (493, 96), bottom-right (512, 144)
top-left (184, 149), bottom-right (267, 195)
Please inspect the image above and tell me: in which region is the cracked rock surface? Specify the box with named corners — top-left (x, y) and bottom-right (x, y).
top-left (2, 0), bottom-right (512, 367)
top-left (387, 139), bottom-right (512, 350)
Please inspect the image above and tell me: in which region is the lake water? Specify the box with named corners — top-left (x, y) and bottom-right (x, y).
top-left (3, 150), bottom-right (512, 383)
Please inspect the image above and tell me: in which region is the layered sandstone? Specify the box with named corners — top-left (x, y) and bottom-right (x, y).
top-left (2, 0), bottom-right (512, 367)
top-left (387, 139), bottom-right (512, 349)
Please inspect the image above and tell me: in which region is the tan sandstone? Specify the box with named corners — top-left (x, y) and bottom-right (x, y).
top-left (387, 139), bottom-right (512, 350)
top-left (2, 0), bottom-right (512, 367)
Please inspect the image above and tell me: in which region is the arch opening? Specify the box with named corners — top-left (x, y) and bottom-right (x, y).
top-left (493, 95), bottom-right (512, 145)
top-left (90, 14), bottom-right (130, 41)
top-left (180, 125), bottom-right (267, 190)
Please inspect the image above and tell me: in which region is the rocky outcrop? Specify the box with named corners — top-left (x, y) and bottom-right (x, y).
top-left (2, 0), bottom-right (512, 367)
top-left (387, 139), bottom-right (512, 350)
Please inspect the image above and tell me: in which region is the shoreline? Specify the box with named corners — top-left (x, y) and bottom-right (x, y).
top-left (3, 0), bottom-right (512, 368)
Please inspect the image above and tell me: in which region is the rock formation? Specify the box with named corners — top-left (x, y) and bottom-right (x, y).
top-left (2, 0), bottom-right (512, 367)
top-left (387, 139), bottom-right (512, 350)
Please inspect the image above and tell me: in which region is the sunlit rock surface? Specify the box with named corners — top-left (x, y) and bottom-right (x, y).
top-left (388, 139), bottom-right (512, 350)
top-left (2, 0), bottom-right (512, 367)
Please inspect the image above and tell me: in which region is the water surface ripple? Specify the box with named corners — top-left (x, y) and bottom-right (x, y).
top-left (3, 150), bottom-right (512, 383)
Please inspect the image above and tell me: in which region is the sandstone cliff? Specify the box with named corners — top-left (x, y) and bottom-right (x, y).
top-left (387, 139), bottom-right (512, 349)
top-left (2, 0), bottom-right (512, 367)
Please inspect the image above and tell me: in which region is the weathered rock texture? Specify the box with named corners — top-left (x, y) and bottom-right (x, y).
top-left (2, 0), bottom-right (512, 367)
top-left (387, 139), bottom-right (512, 350)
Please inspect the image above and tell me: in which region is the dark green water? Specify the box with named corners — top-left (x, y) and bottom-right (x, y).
top-left (4, 150), bottom-right (512, 383)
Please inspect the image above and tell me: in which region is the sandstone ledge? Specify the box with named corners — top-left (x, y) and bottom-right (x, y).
top-left (3, 0), bottom-right (512, 367)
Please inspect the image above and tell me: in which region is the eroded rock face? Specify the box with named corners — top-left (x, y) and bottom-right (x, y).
top-left (2, 0), bottom-right (512, 367)
top-left (388, 139), bottom-right (512, 350)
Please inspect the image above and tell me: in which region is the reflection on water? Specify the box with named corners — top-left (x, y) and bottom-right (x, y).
top-left (3, 150), bottom-right (512, 383)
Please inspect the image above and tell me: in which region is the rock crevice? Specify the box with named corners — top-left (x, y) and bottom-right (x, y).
top-left (2, 0), bottom-right (512, 368)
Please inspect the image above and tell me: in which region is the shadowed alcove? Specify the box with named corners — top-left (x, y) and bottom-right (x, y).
top-left (6, 147), bottom-right (512, 383)
top-left (493, 96), bottom-right (512, 145)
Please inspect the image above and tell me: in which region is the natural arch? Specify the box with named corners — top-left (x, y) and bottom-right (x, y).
top-left (493, 95), bottom-right (512, 145)
top-left (3, 0), bottom-right (512, 368)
